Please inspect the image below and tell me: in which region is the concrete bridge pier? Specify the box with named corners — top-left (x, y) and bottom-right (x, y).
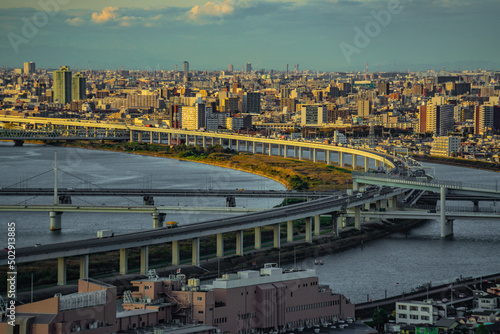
top-left (375, 160), bottom-right (381, 168)
top-left (13, 140), bottom-right (24, 146)
top-left (119, 249), bottom-right (128, 274)
top-left (202, 136), bottom-right (206, 148)
top-left (217, 233), bottom-right (224, 257)
top-left (129, 130), bottom-right (134, 142)
top-left (299, 147), bottom-right (303, 160)
top-left (140, 246), bottom-right (149, 275)
top-left (284, 145), bottom-right (288, 158)
top-left (352, 154), bottom-right (357, 169)
top-left (473, 200), bottom-right (479, 212)
top-left (80, 255), bottom-right (89, 279)
top-left (305, 217), bottom-right (312, 243)
top-left (440, 187), bottom-right (453, 238)
top-left (236, 230), bottom-right (244, 256)
top-left (58, 257), bottom-right (67, 285)
top-left (354, 207), bottom-right (361, 229)
top-left (273, 223), bottom-right (280, 248)
top-left (364, 157), bottom-right (369, 172)
top-left (252, 142), bottom-right (256, 154)
top-left (339, 152), bottom-right (344, 167)
top-left (268, 143), bottom-right (272, 156)
top-left (172, 241), bottom-right (180, 266)
top-left (192, 238), bottom-right (200, 266)
top-left (254, 227), bottom-right (261, 249)
top-left (50, 211), bottom-right (62, 231)
top-left (314, 215), bottom-right (321, 236)
top-left (287, 220), bottom-right (293, 242)
top-left (388, 196), bottom-right (398, 208)
top-left (313, 148), bottom-right (317, 162)
top-left (137, 132), bottom-right (143, 143)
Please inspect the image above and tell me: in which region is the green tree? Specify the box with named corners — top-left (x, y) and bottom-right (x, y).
top-left (475, 324), bottom-right (489, 334)
top-left (372, 308), bottom-right (388, 331)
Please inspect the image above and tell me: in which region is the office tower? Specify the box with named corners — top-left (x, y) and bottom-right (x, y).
top-left (53, 66), bottom-right (72, 105)
top-left (224, 97), bottom-right (239, 113)
top-left (246, 62), bottom-right (252, 73)
top-left (24, 61), bottom-right (35, 75)
top-left (281, 98), bottom-right (297, 113)
top-left (72, 72), bottom-right (86, 101)
top-left (301, 105), bottom-right (327, 126)
top-left (181, 104), bottom-right (205, 130)
top-left (183, 61), bottom-right (189, 73)
top-left (378, 82), bottom-right (390, 95)
top-left (481, 86), bottom-right (495, 98)
top-left (228, 64), bottom-right (233, 72)
top-left (357, 99), bottom-right (371, 117)
top-left (280, 88), bottom-right (292, 99)
top-left (418, 104), bottom-right (427, 133)
top-left (242, 92), bottom-right (261, 114)
top-left (427, 102), bottom-right (454, 136)
top-left (475, 103), bottom-right (495, 134)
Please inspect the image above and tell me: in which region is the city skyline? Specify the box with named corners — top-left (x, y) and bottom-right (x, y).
top-left (0, 0), bottom-right (499, 72)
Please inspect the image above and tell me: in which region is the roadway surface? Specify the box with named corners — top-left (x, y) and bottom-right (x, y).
top-left (0, 187), bottom-right (406, 265)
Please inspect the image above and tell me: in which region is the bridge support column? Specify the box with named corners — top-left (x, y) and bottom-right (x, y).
top-left (80, 255), bottom-right (89, 279)
top-left (388, 196), bottom-right (397, 208)
top-left (269, 143), bottom-right (272, 156)
top-left (299, 147), bottom-right (303, 160)
top-left (305, 217), bottom-right (312, 243)
top-left (314, 215), bottom-right (321, 236)
top-left (254, 227), bottom-right (261, 249)
top-left (339, 152), bottom-right (344, 167)
top-left (273, 224), bottom-right (280, 248)
top-left (287, 220), bottom-right (293, 242)
top-left (440, 187), bottom-right (453, 238)
top-left (353, 181), bottom-right (359, 191)
top-left (381, 199), bottom-right (387, 209)
top-left (331, 213), bottom-right (339, 237)
top-left (236, 230), bottom-right (244, 256)
top-left (140, 246), bottom-right (149, 275)
top-left (284, 145), bottom-right (288, 158)
top-left (364, 157), bottom-right (369, 172)
top-left (375, 160), bottom-right (381, 168)
top-left (313, 148), bottom-right (317, 163)
top-left (202, 136), bottom-right (206, 148)
top-left (473, 200), bottom-right (479, 212)
top-left (216, 233), bottom-right (224, 257)
top-left (150, 131), bottom-right (154, 144)
top-left (252, 142), bottom-right (256, 154)
top-left (152, 211), bottom-right (160, 228)
top-left (119, 249), bottom-right (128, 275)
top-left (137, 132), bottom-right (142, 142)
top-left (13, 140), bottom-right (24, 146)
top-left (57, 257), bottom-right (67, 286)
top-left (172, 241), bottom-right (180, 266)
top-left (236, 140), bottom-right (240, 151)
top-left (352, 154), bottom-right (357, 169)
top-left (192, 238), bottom-right (200, 266)
top-left (50, 211), bottom-right (62, 231)
top-left (167, 133), bottom-right (171, 145)
top-left (245, 141), bottom-right (249, 152)
top-left (354, 207), bottom-right (361, 229)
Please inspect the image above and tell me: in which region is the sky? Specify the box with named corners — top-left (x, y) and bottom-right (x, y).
top-left (0, 0), bottom-right (499, 72)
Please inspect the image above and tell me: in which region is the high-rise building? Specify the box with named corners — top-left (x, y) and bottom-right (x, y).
top-left (224, 97), bottom-right (239, 113)
top-left (378, 82), bottom-right (390, 95)
top-left (242, 92), bottom-right (261, 114)
top-left (357, 99), bottom-right (371, 117)
top-left (427, 102), bottom-right (454, 136)
top-left (72, 72), bottom-right (86, 101)
top-left (53, 66), bottom-right (72, 105)
top-left (281, 98), bottom-right (297, 113)
top-left (418, 104), bottom-right (427, 133)
top-left (181, 104), bottom-right (206, 130)
top-left (246, 62), bottom-right (252, 73)
top-left (475, 103), bottom-right (495, 134)
top-left (183, 61), bottom-right (189, 73)
top-left (24, 61), bottom-right (35, 75)
top-left (228, 64), bottom-right (233, 72)
top-left (301, 105), bottom-right (327, 126)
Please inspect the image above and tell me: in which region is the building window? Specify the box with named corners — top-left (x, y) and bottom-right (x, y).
top-left (421, 307), bottom-right (429, 313)
top-left (398, 305), bottom-right (407, 310)
top-left (399, 314), bottom-right (407, 319)
top-left (198, 311), bottom-right (204, 314)
top-left (421, 316), bottom-right (429, 321)
top-left (410, 315), bottom-right (419, 320)
top-left (410, 306), bottom-right (418, 311)
top-left (197, 297), bottom-right (202, 301)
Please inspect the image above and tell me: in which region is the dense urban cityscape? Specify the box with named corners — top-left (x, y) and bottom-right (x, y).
top-left (1, 0), bottom-right (500, 333)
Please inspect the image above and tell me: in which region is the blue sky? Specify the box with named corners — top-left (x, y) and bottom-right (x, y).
top-left (1, 0), bottom-right (499, 72)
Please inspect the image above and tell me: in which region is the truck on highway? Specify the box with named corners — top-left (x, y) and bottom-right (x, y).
top-left (166, 221), bottom-right (178, 228)
top-left (97, 230), bottom-right (114, 238)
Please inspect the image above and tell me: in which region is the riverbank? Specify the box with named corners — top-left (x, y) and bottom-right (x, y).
top-left (413, 154), bottom-right (500, 173)
top-left (49, 140), bottom-right (355, 191)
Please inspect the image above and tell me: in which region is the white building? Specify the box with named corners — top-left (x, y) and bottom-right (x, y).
top-left (181, 103), bottom-right (205, 130)
top-left (430, 136), bottom-right (460, 156)
top-left (396, 300), bottom-right (435, 325)
top-left (301, 105), bottom-right (327, 126)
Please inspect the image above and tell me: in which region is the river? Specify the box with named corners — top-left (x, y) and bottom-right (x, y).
top-left (1, 143), bottom-right (499, 304)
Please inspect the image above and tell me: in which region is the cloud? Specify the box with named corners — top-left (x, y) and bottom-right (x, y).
top-left (91, 7), bottom-right (119, 24)
top-left (187, 0), bottom-right (248, 21)
top-left (65, 17), bottom-right (85, 26)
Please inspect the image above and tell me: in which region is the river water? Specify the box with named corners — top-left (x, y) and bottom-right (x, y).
top-left (1, 143), bottom-right (499, 303)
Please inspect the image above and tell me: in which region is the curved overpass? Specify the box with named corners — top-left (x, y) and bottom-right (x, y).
top-left (0, 115), bottom-right (397, 170)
